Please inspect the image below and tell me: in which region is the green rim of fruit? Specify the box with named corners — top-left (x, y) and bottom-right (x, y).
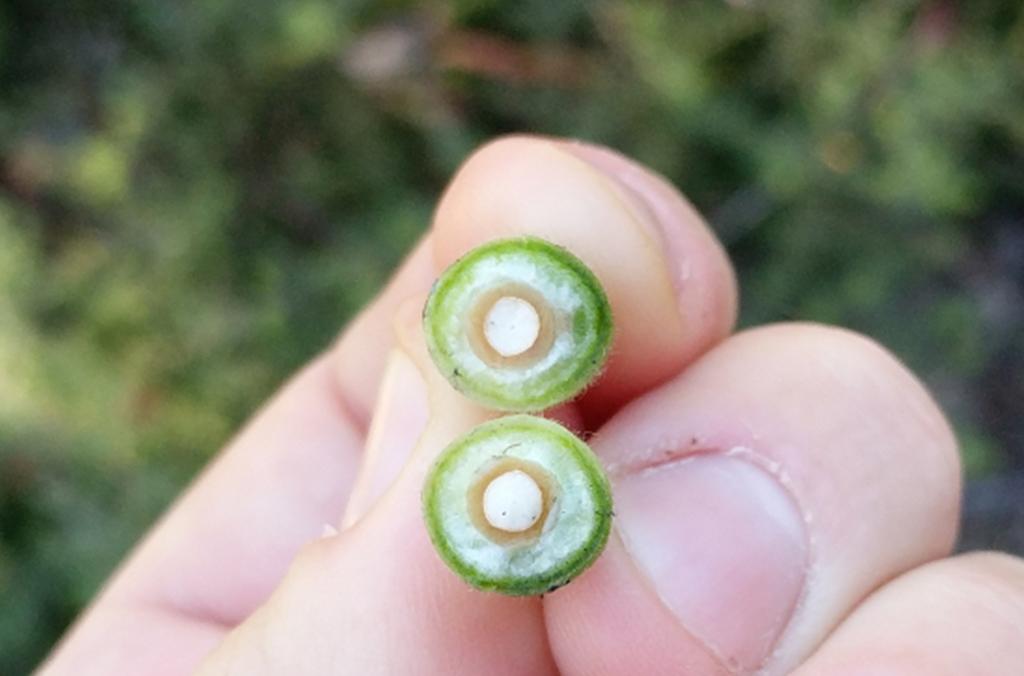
top-left (422, 415), bottom-right (613, 596)
top-left (423, 237), bottom-right (613, 412)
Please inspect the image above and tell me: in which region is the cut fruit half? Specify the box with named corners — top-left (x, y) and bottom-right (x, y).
top-left (423, 415), bottom-right (613, 596)
top-left (423, 237), bottom-right (613, 412)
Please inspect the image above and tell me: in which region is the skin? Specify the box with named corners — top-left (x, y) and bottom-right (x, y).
top-left (39, 136), bottom-right (1024, 675)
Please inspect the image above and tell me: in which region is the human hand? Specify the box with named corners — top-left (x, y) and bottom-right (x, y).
top-left (41, 137), bottom-right (1024, 675)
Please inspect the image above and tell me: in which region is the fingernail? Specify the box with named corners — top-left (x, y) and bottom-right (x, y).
top-left (342, 348), bottom-right (429, 527)
top-left (614, 453), bottom-right (809, 672)
top-left (560, 142), bottom-right (701, 311)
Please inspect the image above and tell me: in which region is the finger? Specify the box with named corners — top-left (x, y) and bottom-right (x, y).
top-left (337, 135), bottom-right (737, 429)
top-left (432, 136), bottom-right (737, 424)
top-left (39, 356), bottom-right (361, 674)
top-left (198, 310), bottom-right (559, 676)
top-left (340, 135), bottom-right (737, 527)
top-left (333, 235), bottom-right (436, 427)
top-left (37, 605), bottom-right (225, 676)
top-left (340, 345), bottom-right (430, 528)
top-left (51, 134), bottom-right (739, 673)
top-left (544, 324), bottom-right (961, 675)
top-left (42, 236), bottom-right (436, 674)
top-left (794, 552), bottom-right (1024, 674)
top-left (197, 134), bottom-right (740, 672)
top-left (117, 233), bottom-right (435, 609)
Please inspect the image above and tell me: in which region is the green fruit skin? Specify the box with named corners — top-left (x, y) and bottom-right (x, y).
top-left (423, 237), bottom-right (613, 413)
top-left (423, 415), bottom-right (613, 596)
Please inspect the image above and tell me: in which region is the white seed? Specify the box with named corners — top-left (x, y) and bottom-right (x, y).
top-left (482, 470), bottom-right (543, 533)
top-left (483, 296), bottom-right (541, 358)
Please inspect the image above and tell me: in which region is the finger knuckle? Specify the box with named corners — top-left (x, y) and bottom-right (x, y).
top-left (733, 323), bottom-right (962, 536)
top-left (760, 322), bottom-right (959, 472)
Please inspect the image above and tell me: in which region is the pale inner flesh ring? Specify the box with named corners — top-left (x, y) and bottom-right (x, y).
top-left (483, 296), bottom-right (541, 358)
top-left (482, 469), bottom-right (544, 532)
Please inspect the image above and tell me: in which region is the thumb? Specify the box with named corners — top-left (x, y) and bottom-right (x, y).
top-left (195, 300), bottom-right (556, 675)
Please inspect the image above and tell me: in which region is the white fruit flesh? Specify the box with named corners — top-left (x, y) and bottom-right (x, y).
top-left (483, 296), bottom-right (541, 358)
top-left (482, 469), bottom-right (543, 532)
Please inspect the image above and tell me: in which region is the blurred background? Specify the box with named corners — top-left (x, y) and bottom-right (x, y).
top-left (1, 0), bottom-right (1022, 671)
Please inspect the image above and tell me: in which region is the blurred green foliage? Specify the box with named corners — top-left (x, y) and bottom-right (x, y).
top-left (1, 0), bottom-right (1023, 671)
